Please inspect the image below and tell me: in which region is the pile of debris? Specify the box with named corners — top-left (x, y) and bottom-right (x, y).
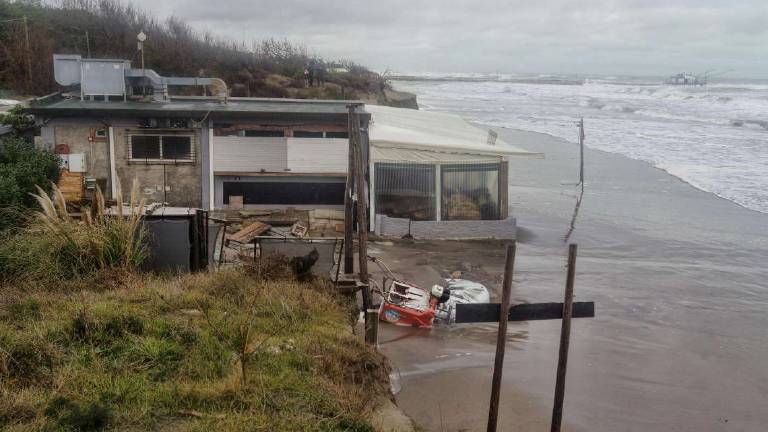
top-left (211, 207), bottom-right (344, 265)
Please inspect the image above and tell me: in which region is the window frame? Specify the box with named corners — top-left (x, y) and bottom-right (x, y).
top-left (128, 132), bottom-right (195, 163)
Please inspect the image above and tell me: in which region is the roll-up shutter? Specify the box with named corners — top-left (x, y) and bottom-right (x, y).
top-left (213, 136), bottom-right (287, 172)
top-left (287, 138), bottom-right (348, 173)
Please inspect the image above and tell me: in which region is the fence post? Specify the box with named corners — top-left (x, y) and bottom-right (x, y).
top-left (551, 244), bottom-right (577, 432)
top-left (487, 242), bottom-right (516, 432)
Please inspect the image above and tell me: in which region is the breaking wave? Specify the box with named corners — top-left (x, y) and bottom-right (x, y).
top-left (392, 75), bottom-right (768, 214)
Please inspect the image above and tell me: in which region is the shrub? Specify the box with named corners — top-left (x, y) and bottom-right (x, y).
top-left (0, 334), bottom-right (54, 386)
top-left (0, 137), bottom-right (60, 232)
top-left (0, 105), bottom-right (35, 133)
top-left (6, 297), bottom-right (42, 321)
top-left (44, 396), bottom-right (112, 431)
top-left (0, 181), bottom-right (147, 285)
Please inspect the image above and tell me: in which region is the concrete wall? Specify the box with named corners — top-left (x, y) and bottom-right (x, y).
top-left (44, 119), bottom-right (203, 207)
top-left (113, 127), bottom-right (202, 207)
top-left (374, 214), bottom-right (517, 240)
top-left (50, 122), bottom-right (111, 190)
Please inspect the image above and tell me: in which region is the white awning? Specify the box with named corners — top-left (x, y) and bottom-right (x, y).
top-left (366, 105), bottom-right (543, 163)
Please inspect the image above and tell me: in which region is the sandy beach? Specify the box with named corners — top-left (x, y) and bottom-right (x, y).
top-left (375, 127), bottom-right (768, 431)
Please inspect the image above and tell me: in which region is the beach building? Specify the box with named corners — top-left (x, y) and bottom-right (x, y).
top-left (26, 55), bottom-right (368, 211)
top-left (27, 95), bottom-right (364, 210)
top-left (366, 105), bottom-right (542, 237)
top-left (26, 54), bottom-right (541, 238)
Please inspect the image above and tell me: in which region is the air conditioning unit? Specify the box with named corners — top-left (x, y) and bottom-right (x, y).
top-left (168, 118), bottom-right (189, 129)
top-left (138, 118), bottom-right (158, 128)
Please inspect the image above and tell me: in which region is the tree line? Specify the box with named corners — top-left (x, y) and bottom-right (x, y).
top-left (0, 0), bottom-right (383, 98)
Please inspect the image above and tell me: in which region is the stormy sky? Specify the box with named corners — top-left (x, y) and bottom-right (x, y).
top-left (131, 0), bottom-right (768, 78)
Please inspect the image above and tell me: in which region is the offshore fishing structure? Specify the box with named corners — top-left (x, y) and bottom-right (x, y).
top-left (665, 69), bottom-right (732, 86)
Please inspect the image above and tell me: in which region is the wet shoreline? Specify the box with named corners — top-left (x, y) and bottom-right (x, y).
top-left (375, 127), bottom-right (768, 431)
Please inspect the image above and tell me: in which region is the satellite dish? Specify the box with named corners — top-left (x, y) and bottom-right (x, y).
top-left (137, 31), bottom-right (147, 42)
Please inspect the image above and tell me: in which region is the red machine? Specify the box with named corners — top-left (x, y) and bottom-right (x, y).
top-left (370, 257), bottom-right (451, 328)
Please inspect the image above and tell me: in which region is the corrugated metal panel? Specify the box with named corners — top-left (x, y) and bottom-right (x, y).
top-left (287, 137), bottom-right (348, 173)
top-left (213, 136), bottom-right (287, 172)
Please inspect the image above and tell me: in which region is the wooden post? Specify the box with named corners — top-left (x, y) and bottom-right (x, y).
top-left (351, 106), bottom-right (369, 285)
top-left (551, 243), bottom-right (578, 432)
top-left (487, 242), bottom-right (516, 432)
top-left (218, 220), bottom-right (228, 269)
top-left (350, 104), bottom-right (376, 345)
top-left (334, 239), bottom-right (344, 285)
top-left (344, 107), bottom-right (355, 274)
top-left (578, 118), bottom-right (584, 185)
top-left (365, 305), bottom-right (378, 345)
top-left (200, 210), bottom-right (209, 270)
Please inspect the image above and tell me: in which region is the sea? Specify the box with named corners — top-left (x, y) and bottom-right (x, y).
top-left (391, 74), bottom-right (768, 214)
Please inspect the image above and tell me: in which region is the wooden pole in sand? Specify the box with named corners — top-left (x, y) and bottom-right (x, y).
top-left (487, 242), bottom-right (516, 432)
top-left (344, 107), bottom-right (355, 274)
top-left (578, 118), bottom-right (585, 185)
top-left (551, 243), bottom-right (578, 432)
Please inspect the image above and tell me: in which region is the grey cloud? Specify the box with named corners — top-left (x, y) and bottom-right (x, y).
top-left (130, 0), bottom-right (768, 77)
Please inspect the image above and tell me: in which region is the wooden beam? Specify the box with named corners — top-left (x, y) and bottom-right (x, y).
top-left (454, 302), bottom-right (594, 324)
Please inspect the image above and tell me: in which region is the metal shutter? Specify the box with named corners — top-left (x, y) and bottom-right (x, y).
top-left (213, 136), bottom-right (287, 172)
top-left (287, 138), bottom-right (348, 173)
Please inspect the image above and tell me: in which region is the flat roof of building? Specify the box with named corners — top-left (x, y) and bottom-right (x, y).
top-left (25, 95), bottom-right (369, 121)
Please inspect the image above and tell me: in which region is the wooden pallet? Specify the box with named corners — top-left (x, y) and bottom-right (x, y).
top-left (58, 171), bottom-right (83, 203)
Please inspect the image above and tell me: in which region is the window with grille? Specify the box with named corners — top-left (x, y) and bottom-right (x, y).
top-left (129, 134), bottom-right (194, 162)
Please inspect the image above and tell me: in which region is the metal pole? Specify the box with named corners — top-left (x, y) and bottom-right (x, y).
top-left (551, 243), bottom-right (578, 432)
top-left (85, 30), bottom-right (91, 57)
top-left (23, 16), bottom-right (32, 86)
top-left (487, 242), bottom-right (516, 432)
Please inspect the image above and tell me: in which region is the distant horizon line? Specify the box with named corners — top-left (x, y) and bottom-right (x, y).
top-left (380, 70), bottom-right (767, 82)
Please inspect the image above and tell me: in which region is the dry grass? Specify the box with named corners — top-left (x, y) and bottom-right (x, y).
top-left (0, 268), bottom-right (389, 431)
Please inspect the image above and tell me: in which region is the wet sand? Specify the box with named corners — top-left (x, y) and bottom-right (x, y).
top-left (374, 128), bottom-right (768, 431)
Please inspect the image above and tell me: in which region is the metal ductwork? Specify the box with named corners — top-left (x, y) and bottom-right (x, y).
top-left (53, 54), bottom-right (228, 102)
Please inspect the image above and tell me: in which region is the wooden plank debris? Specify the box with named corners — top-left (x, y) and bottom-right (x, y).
top-left (455, 302), bottom-right (595, 324)
top-left (228, 221), bottom-right (270, 244)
